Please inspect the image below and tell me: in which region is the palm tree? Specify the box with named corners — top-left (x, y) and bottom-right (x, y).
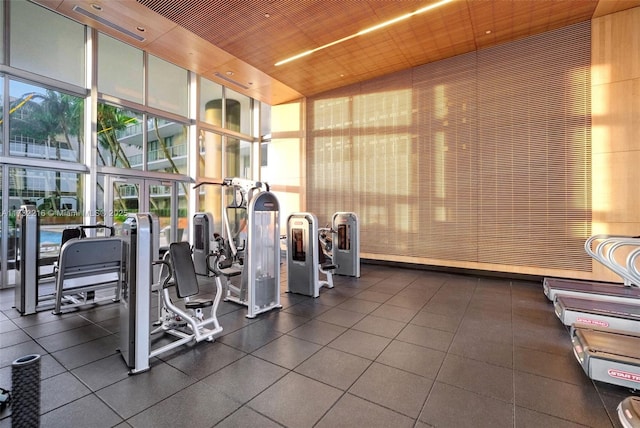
top-left (9, 90), bottom-right (83, 211)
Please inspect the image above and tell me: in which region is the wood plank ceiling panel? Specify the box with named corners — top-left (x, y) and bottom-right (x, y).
top-left (32, 0), bottom-right (640, 104)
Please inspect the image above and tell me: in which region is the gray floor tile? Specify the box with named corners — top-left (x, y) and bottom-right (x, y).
top-left (22, 316), bottom-right (93, 338)
top-left (370, 304), bottom-right (419, 323)
top-left (455, 317), bottom-right (514, 345)
top-left (515, 406), bottom-right (592, 428)
top-left (127, 381), bottom-right (240, 428)
top-left (410, 309), bottom-right (461, 333)
top-left (216, 406), bottom-right (282, 428)
top-left (288, 319), bottom-right (347, 345)
top-left (513, 345), bottom-right (591, 386)
top-left (420, 381), bottom-right (514, 428)
top-left (351, 314), bottom-right (406, 338)
top-left (40, 371), bottom-right (92, 414)
top-left (376, 340), bottom-right (445, 379)
top-left (284, 301), bottom-right (333, 318)
top-left (513, 324), bottom-right (573, 356)
top-left (336, 298), bottom-right (381, 314)
top-left (316, 393), bottom-right (414, 428)
top-left (0, 340), bottom-right (47, 369)
top-left (35, 324), bottom-right (112, 353)
top-left (201, 355), bottom-right (288, 403)
top-left (217, 319), bottom-right (282, 353)
top-left (40, 394), bottom-right (123, 428)
top-left (396, 323), bottom-right (454, 352)
top-left (437, 353), bottom-right (513, 403)
top-left (259, 311), bottom-right (310, 333)
top-left (252, 334), bottom-right (321, 369)
top-left (352, 290), bottom-right (392, 303)
top-left (97, 362), bottom-right (195, 419)
top-left (328, 328), bottom-right (391, 360)
top-left (349, 362), bottom-right (433, 419)
top-left (514, 371), bottom-right (612, 427)
top-left (162, 341), bottom-right (246, 380)
top-left (315, 307), bottom-right (366, 328)
top-left (448, 333), bottom-right (513, 368)
top-left (295, 347), bottom-right (371, 390)
top-left (384, 294), bottom-right (428, 310)
top-left (72, 354), bottom-right (131, 391)
top-left (51, 334), bottom-right (120, 370)
top-left (0, 329), bottom-right (33, 347)
top-left (248, 372), bottom-right (342, 428)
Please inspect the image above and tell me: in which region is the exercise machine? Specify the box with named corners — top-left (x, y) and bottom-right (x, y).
top-left (286, 213), bottom-right (336, 297)
top-left (554, 296), bottom-right (640, 330)
top-left (544, 234), bottom-right (640, 303)
top-left (553, 237), bottom-right (640, 330)
top-left (618, 396), bottom-right (640, 428)
top-left (331, 212), bottom-right (360, 278)
top-left (118, 213), bottom-right (225, 374)
top-left (194, 178), bottom-right (282, 318)
top-left (571, 325), bottom-right (640, 390)
top-left (14, 205), bottom-right (39, 315)
top-left (193, 212), bottom-right (216, 276)
top-left (14, 204), bottom-right (121, 315)
top-left (570, 246), bottom-right (640, 390)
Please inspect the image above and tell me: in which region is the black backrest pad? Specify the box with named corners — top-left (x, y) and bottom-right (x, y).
top-left (61, 228), bottom-right (82, 246)
top-left (169, 241), bottom-right (199, 298)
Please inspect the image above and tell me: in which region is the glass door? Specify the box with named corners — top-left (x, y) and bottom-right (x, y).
top-left (103, 175), bottom-right (189, 250)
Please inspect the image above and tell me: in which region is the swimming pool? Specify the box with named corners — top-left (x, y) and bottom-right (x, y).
top-left (40, 230), bottom-right (62, 244)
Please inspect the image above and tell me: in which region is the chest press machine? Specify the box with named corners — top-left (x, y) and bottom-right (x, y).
top-left (118, 213), bottom-right (227, 374)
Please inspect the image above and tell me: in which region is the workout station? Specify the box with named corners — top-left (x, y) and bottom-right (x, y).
top-left (13, 204), bottom-right (124, 316)
top-left (543, 234), bottom-right (640, 425)
top-left (118, 213), bottom-right (227, 374)
top-left (285, 211), bottom-right (360, 297)
top-left (193, 177), bottom-right (282, 318)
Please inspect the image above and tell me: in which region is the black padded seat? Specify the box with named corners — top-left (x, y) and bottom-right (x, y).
top-left (219, 267), bottom-right (242, 278)
top-left (185, 299), bottom-right (213, 309)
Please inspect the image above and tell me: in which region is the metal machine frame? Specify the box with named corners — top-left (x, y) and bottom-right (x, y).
top-left (287, 212), bottom-right (336, 298)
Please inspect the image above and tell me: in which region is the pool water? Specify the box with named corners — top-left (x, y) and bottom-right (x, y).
top-left (40, 230), bottom-right (62, 244)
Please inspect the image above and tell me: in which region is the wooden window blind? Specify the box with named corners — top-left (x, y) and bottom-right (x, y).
top-left (307, 21), bottom-right (591, 273)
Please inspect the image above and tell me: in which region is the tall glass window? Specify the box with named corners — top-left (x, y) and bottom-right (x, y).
top-left (225, 88), bottom-right (251, 135)
top-left (97, 103), bottom-right (143, 169)
top-left (98, 33), bottom-right (143, 104)
top-left (148, 55), bottom-right (188, 117)
top-left (147, 115), bottom-right (188, 175)
top-left (198, 129), bottom-right (223, 230)
top-left (226, 138), bottom-right (251, 179)
top-left (7, 167), bottom-right (84, 267)
top-left (9, 81), bottom-right (84, 163)
top-left (10, 0), bottom-right (85, 87)
top-left (200, 78), bottom-right (224, 127)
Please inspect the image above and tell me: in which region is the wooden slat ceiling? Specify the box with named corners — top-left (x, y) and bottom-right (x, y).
top-left (32, 0), bottom-right (640, 105)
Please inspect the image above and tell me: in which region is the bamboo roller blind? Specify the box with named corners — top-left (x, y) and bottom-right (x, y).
top-left (307, 21), bottom-right (592, 272)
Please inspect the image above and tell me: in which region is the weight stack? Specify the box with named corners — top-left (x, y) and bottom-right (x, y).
top-left (11, 354), bottom-right (41, 428)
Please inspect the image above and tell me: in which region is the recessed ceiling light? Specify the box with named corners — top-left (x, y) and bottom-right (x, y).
top-left (136, 26), bottom-right (146, 32)
top-left (264, 13), bottom-right (270, 18)
top-left (226, 71), bottom-right (234, 76)
top-left (90, 3), bottom-right (102, 11)
top-left (485, 30), bottom-right (492, 35)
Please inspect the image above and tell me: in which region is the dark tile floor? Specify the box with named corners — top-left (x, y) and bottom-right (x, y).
top-left (0, 264), bottom-right (635, 427)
